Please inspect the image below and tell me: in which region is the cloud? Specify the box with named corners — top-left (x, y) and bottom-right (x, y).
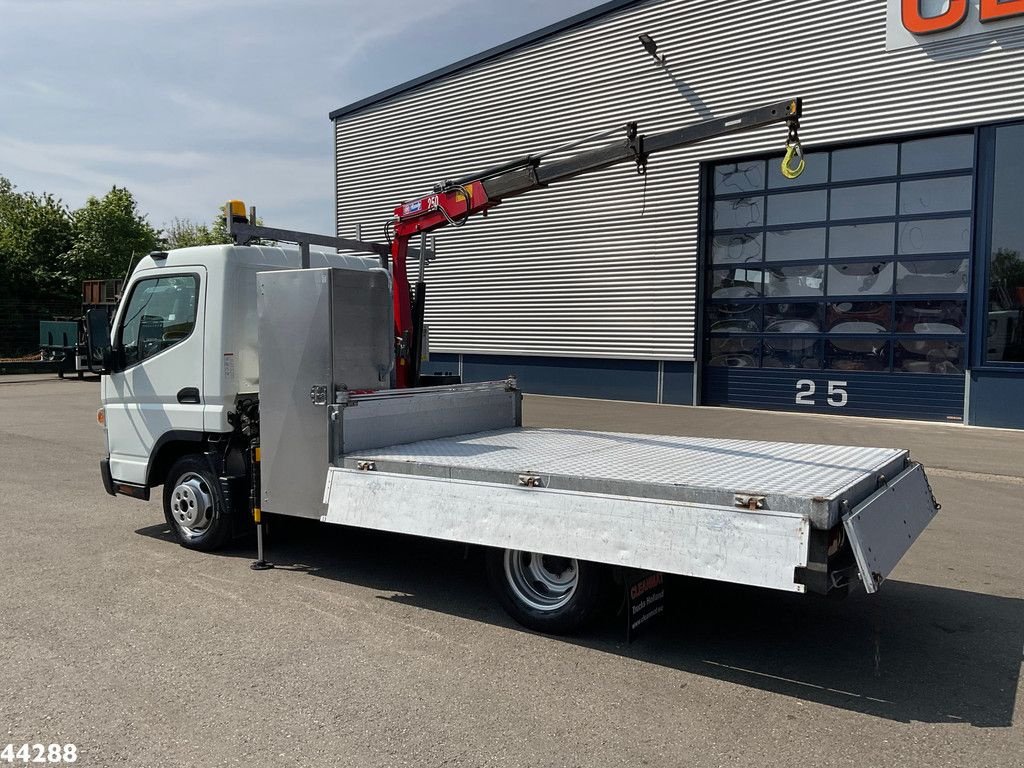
top-left (0, 0), bottom-right (606, 237)
top-left (0, 135), bottom-right (206, 171)
top-left (0, 133), bottom-right (332, 232)
top-left (162, 90), bottom-right (303, 139)
top-left (324, 0), bottom-right (474, 71)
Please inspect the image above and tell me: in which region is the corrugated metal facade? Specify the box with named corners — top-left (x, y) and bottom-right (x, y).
top-left (333, 0), bottom-right (1024, 361)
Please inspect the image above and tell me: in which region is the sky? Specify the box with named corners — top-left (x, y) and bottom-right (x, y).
top-left (0, 0), bottom-right (607, 236)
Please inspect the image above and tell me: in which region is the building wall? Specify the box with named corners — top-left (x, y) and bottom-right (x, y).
top-left (423, 352), bottom-right (695, 404)
top-left (334, 0), bottom-right (1024, 363)
top-left (334, 0), bottom-right (1024, 419)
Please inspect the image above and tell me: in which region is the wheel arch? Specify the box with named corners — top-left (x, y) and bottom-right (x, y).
top-left (145, 430), bottom-right (208, 489)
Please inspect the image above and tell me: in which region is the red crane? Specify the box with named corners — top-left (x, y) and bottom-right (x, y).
top-left (387, 99), bottom-right (804, 387)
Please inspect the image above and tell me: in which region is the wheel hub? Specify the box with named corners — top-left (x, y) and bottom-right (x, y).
top-left (170, 473), bottom-right (213, 533)
top-left (504, 550), bottom-right (579, 612)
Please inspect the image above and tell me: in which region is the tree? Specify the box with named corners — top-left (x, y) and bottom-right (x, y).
top-left (991, 247), bottom-right (1024, 310)
top-left (62, 187), bottom-right (159, 290)
top-left (0, 177), bottom-right (161, 355)
top-left (161, 217), bottom-right (231, 249)
top-left (0, 176), bottom-right (75, 298)
top-left (0, 177), bottom-right (78, 355)
top-left (992, 248), bottom-right (1024, 286)
top-left (159, 205), bottom-right (266, 250)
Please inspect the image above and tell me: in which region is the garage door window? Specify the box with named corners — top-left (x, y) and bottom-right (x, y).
top-left (983, 123), bottom-right (1024, 364)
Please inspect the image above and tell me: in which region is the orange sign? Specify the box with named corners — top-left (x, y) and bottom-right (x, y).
top-left (901, 0), bottom-right (1024, 35)
top-left (980, 0), bottom-right (1024, 21)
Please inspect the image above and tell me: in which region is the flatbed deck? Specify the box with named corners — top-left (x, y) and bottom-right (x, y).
top-left (321, 382), bottom-right (936, 596)
top-left (343, 427), bottom-right (907, 530)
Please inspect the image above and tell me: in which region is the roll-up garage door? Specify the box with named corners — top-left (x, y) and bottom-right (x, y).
top-left (701, 133), bottom-right (972, 422)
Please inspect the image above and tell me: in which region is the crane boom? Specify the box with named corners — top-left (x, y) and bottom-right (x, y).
top-left (389, 98), bottom-right (803, 387)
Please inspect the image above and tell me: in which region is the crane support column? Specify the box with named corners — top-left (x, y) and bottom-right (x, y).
top-left (391, 237), bottom-right (415, 388)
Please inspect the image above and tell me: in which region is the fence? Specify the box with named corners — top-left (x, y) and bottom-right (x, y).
top-left (0, 295), bottom-right (81, 358)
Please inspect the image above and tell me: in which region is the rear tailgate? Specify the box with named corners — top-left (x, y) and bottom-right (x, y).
top-left (843, 463), bottom-right (940, 593)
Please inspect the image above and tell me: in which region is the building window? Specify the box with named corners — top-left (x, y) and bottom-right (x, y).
top-left (984, 123), bottom-right (1024, 364)
top-left (705, 133), bottom-right (974, 375)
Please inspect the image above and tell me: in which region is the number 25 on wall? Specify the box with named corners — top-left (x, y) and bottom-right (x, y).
top-left (796, 380), bottom-right (848, 407)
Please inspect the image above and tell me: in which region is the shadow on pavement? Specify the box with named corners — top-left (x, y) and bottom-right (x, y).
top-left (136, 517), bottom-right (1021, 728)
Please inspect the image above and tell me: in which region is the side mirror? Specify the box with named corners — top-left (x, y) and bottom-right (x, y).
top-left (85, 308), bottom-right (114, 374)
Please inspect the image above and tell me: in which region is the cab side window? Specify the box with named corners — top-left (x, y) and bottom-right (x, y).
top-left (119, 275), bottom-right (199, 367)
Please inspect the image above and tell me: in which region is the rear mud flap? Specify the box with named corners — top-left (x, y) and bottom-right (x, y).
top-left (842, 463), bottom-right (939, 594)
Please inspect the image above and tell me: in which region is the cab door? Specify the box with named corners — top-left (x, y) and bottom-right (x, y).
top-left (103, 268), bottom-right (206, 485)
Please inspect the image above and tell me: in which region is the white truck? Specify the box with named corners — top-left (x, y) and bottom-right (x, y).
top-left (86, 101), bottom-right (941, 634)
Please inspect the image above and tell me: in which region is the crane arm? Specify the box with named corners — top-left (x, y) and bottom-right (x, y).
top-left (389, 98), bottom-right (803, 387)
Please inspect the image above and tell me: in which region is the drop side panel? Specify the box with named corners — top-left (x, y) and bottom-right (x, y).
top-left (323, 469), bottom-right (811, 592)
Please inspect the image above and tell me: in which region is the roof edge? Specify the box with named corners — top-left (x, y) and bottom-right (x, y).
top-left (329, 0), bottom-right (644, 121)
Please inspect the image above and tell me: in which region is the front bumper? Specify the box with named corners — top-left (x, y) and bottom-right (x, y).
top-left (101, 457), bottom-right (150, 500)
top-left (100, 457), bottom-right (115, 496)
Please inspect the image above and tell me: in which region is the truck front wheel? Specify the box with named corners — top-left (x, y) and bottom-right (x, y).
top-left (162, 455), bottom-right (232, 552)
top-left (485, 548), bottom-right (606, 635)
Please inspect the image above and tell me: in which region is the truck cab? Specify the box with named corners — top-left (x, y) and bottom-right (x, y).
top-left (97, 244), bottom-right (383, 543)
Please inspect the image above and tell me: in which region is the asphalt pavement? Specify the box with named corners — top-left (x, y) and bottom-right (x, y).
top-left (1, 375), bottom-right (1021, 767)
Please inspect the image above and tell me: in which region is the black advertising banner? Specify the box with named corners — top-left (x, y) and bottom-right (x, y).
top-left (626, 570), bottom-right (666, 642)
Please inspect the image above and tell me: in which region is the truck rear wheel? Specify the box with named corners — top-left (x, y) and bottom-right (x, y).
top-left (485, 548), bottom-right (606, 635)
top-left (162, 455), bottom-right (231, 552)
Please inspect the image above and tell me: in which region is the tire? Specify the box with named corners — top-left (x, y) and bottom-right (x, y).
top-left (162, 455), bottom-right (232, 552)
top-left (485, 548), bottom-right (607, 635)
